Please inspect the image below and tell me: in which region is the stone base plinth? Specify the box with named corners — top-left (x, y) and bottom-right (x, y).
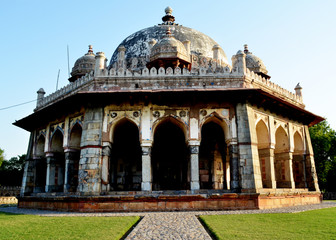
top-left (18, 192), bottom-right (322, 212)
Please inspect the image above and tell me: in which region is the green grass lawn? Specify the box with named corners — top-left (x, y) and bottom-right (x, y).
top-left (200, 207), bottom-right (336, 240)
top-left (0, 212), bottom-right (140, 240)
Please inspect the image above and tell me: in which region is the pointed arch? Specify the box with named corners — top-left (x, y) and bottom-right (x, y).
top-left (35, 134), bottom-right (46, 157)
top-left (50, 129), bottom-right (64, 153)
top-left (200, 114), bottom-right (229, 142)
top-left (69, 123), bottom-right (82, 150)
top-left (109, 118), bottom-right (142, 191)
top-left (34, 134), bottom-right (47, 193)
top-left (256, 119), bottom-right (270, 149)
top-left (293, 131), bottom-right (306, 188)
top-left (109, 117), bottom-right (139, 143)
top-left (274, 125), bottom-right (292, 188)
top-left (199, 120), bottom-right (228, 190)
top-left (48, 128), bottom-right (65, 192)
top-left (152, 116), bottom-right (188, 143)
top-left (152, 116), bottom-right (189, 190)
top-left (275, 126), bottom-right (289, 153)
top-left (256, 119), bottom-right (273, 188)
top-left (294, 131), bottom-right (304, 153)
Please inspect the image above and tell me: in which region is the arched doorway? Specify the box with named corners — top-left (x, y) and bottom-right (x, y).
top-left (293, 132), bottom-right (305, 188)
top-left (274, 126), bottom-right (292, 188)
top-left (152, 118), bottom-right (188, 190)
top-left (199, 121), bottom-right (227, 189)
top-left (256, 120), bottom-right (272, 188)
top-left (65, 123), bottom-right (82, 192)
top-left (34, 135), bottom-right (46, 193)
top-left (49, 129), bottom-right (65, 192)
top-left (110, 119), bottom-right (142, 191)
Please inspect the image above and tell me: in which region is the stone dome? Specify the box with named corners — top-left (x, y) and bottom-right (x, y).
top-left (69, 45), bottom-right (96, 82)
top-left (108, 7), bottom-right (229, 69)
top-left (244, 44), bottom-right (270, 79)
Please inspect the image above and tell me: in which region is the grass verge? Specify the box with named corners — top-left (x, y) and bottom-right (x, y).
top-left (199, 207), bottom-right (336, 240)
top-left (0, 212), bottom-right (140, 240)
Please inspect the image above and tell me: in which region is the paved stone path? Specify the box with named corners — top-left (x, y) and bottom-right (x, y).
top-left (1, 201), bottom-right (336, 240)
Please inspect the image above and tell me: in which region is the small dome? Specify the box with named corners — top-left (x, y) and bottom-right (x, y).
top-left (150, 28), bottom-right (189, 63)
top-left (244, 44), bottom-right (270, 79)
top-left (69, 45), bottom-right (96, 82)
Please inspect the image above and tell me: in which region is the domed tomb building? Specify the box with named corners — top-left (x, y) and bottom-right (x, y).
top-left (15, 7), bottom-right (323, 211)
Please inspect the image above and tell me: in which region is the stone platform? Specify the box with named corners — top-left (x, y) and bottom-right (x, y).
top-left (18, 191), bottom-right (322, 212)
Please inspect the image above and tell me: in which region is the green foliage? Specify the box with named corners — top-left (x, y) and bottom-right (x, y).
top-left (0, 212), bottom-right (140, 240)
top-left (309, 120), bottom-right (336, 192)
top-left (200, 207), bottom-right (336, 240)
top-left (0, 154), bottom-right (26, 186)
top-left (0, 148), bottom-right (4, 167)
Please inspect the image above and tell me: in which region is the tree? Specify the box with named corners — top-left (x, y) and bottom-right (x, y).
top-left (0, 148), bottom-right (4, 167)
top-left (309, 120), bottom-right (336, 192)
top-left (0, 154), bottom-right (26, 186)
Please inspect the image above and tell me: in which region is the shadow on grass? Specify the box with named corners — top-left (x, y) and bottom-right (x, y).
top-left (197, 215), bottom-right (218, 240)
top-left (120, 216), bottom-right (143, 240)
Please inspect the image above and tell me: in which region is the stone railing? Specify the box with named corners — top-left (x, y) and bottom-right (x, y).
top-left (96, 65), bottom-right (236, 77)
top-left (36, 65), bottom-right (303, 109)
top-left (36, 71), bottom-right (94, 109)
top-left (0, 186), bottom-right (21, 197)
top-left (246, 69), bottom-right (303, 104)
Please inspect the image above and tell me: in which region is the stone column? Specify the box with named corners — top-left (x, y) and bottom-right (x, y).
top-left (236, 103), bottom-right (263, 192)
top-left (141, 142), bottom-right (152, 191)
top-left (189, 141), bottom-right (200, 191)
top-left (274, 152), bottom-right (295, 188)
top-left (304, 126), bottom-right (320, 191)
top-left (101, 142), bottom-right (112, 192)
top-left (20, 132), bottom-right (35, 196)
top-left (77, 108), bottom-right (103, 195)
top-left (227, 142), bottom-right (240, 191)
top-left (258, 148), bottom-right (277, 188)
top-left (45, 153), bottom-right (57, 192)
top-left (64, 149), bottom-right (80, 193)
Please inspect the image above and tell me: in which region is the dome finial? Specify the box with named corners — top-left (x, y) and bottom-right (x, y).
top-left (165, 6), bottom-right (173, 15)
top-left (244, 44), bottom-right (249, 54)
top-left (88, 45), bottom-right (93, 53)
top-left (162, 6), bottom-right (175, 24)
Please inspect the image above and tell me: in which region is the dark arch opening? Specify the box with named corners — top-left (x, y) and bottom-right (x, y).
top-left (110, 119), bottom-right (142, 191)
top-left (199, 121), bottom-right (227, 189)
top-left (49, 129), bottom-right (65, 192)
top-left (152, 120), bottom-right (188, 190)
top-left (66, 123), bottom-right (82, 192)
top-left (34, 135), bottom-right (47, 193)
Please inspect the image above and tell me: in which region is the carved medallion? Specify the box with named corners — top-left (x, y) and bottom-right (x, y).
top-left (111, 112), bottom-right (117, 118)
top-left (153, 111), bottom-right (160, 118)
top-left (200, 109), bottom-right (207, 117)
top-left (179, 110), bottom-right (187, 118)
top-left (133, 111), bottom-right (139, 118)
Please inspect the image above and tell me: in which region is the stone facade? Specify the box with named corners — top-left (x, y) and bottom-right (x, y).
top-left (15, 7), bottom-right (322, 211)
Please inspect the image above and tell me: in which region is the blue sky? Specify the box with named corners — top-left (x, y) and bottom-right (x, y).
top-left (1, 0), bottom-right (335, 159)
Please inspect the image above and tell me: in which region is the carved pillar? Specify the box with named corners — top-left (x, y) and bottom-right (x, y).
top-left (141, 142), bottom-right (152, 191)
top-left (274, 152), bottom-right (295, 188)
top-left (101, 142), bottom-right (111, 192)
top-left (33, 157), bottom-right (47, 193)
top-left (20, 132), bottom-right (35, 196)
top-left (227, 141), bottom-right (240, 191)
top-left (189, 141), bottom-right (200, 191)
top-left (258, 148), bottom-right (277, 188)
top-left (64, 149), bottom-right (80, 193)
top-left (77, 108), bottom-right (103, 195)
top-left (45, 153), bottom-right (57, 192)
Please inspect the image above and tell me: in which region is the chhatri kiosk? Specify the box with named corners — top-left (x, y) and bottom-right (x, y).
top-left (15, 7), bottom-right (322, 211)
